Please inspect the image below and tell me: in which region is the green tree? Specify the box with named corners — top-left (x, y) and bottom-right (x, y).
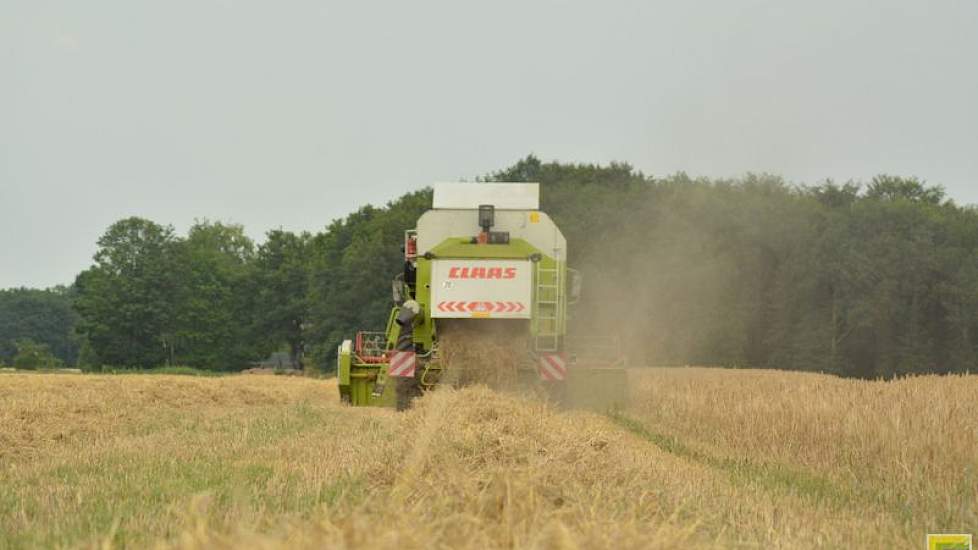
top-left (865, 175), bottom-right (944, 204)
top-left (73, 217), bottom-right (179, 368)
top-left (12, 338), bottom-right (63, 370)
top-left (168, 220), bottom-right (257, 370)
top-left (251, 230), bottom-right (311, 368)
top-left (0, 286), bottom-right (79, 365)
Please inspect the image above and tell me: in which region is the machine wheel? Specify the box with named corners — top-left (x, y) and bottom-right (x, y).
top-left (395, 365), bottom-right (424, 411)
top-left (539, 378), bottom-right (569, 409)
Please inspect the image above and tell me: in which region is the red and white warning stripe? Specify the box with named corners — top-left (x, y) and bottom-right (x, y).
top-left (388, 350), bottom-right (416, 377)
top-left (538, 353), bottom-right (567, 381)
top-left (436, 301), bottom-right (526, 313)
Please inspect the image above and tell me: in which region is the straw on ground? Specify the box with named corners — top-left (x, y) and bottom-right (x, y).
top-left (1, 368), bottom-right (975, 549)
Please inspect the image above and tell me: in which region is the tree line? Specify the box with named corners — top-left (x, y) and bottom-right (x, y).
top-left (2, 156), bottom-right (976, 378)
top-left (0, 287), bottom-right (77, 369)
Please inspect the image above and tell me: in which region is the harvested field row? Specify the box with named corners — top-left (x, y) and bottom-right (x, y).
top-left (624, 367), bottom-right (978, 538)
top-left (1, 370), bottom-right (975, 548)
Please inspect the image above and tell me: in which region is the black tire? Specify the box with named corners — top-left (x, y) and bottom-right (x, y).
top-left (395, 377), bottom-right (415, 411)
top-left (395, 363), bottom-right (425, 411)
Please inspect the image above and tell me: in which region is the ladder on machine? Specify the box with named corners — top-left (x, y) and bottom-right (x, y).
top-left (534, 255), bottom-right (562, 352)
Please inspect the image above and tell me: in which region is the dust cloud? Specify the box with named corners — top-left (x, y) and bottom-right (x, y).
top-left (565, 186), bottom-right (763, 369)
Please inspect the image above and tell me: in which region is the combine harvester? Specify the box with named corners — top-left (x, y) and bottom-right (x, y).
top-left (337, 182), bottom-right (627, 410)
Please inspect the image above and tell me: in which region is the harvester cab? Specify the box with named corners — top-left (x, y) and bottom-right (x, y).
top-left (336, 182), bottom-right (626, 410)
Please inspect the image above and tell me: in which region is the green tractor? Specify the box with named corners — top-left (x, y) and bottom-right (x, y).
top-left (336, 182), bottom-right (626, 410)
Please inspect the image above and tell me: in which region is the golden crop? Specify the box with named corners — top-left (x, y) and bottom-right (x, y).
top-left (1, 369), bottom-right (975, 549)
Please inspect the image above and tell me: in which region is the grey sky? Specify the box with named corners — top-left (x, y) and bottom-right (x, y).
top-left (2, 0), bottom-right (977, 289)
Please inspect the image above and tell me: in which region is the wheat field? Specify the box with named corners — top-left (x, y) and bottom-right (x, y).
top-left (1, 369), bottom-right (976, 549)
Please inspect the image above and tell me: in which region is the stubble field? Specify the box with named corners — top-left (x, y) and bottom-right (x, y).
top-left (1, 368), bottom-right (976, 549)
